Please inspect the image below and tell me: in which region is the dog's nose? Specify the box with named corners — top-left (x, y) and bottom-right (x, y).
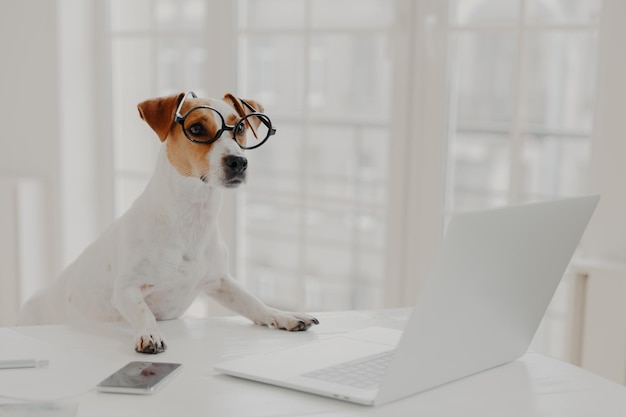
top-left (224, 155), bottom-right (248, 175)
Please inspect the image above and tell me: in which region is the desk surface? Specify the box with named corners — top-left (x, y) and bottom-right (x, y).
top-left (1, 309), bottom-right (625, 416)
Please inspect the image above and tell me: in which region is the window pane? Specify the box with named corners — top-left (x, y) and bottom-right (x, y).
top-left (245, 263), bottom-right (300, 308)
top-left (307, 124), bottom-right (358, 200)
top-left (303, 238), bottom-right (385, 310)
top-left (245, 172), bottom-right (300, 195)
top-left (521, 135), bottom-right (591, 199)
top-left (305, 275), bottom-right (352, 311)
top-left (110, 0), bottom-right (152, 32)
top-left (446, 133), bottom-right (511, 210)
top-left (450, 0), bottom-right (520, 26)
top-left (244, 195), bottom-right (301, 240)
top-left (239, 0), bottom-right (306, 29)
top-left (310, 0), bottom-right (393, 29)
top-left (245, 234), bottom-right (300, 273)
top-left (354, 251), bottom-right (385, 308)
top-left (357, 127), bottom-right (389, 205)
top-left (305, 123), bottom-right (388, 205)
top-left (112, 0), bottom-right (211, 33)
top-left (306, 203), bottom-right (355, 246)
top-left (156, 38), bottom-right (208, 94)
top-left (112, 38), bottom-right (158, 176)
top-left (306, 242), bottom-right (352, 278)
top-left (239, 35), bottom-right (306, 115)
top-left (525, 0), bottom-right (602, 24)
top-left (308, 34), bottom-right (391, 119)
top-left (155, 0), bottom-right (207, 31)
top-left (521, 31), bottom-right (598, 133)
top-left (451, 32), bottom-right (517, 129)
top-left (245, 123), bottom-right (302, 193)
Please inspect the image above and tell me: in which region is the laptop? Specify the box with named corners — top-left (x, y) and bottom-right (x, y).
top-left (214, 195), bottom-right (600, 406)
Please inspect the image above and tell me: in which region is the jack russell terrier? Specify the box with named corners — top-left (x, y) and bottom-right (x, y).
top-left (19, 91), bottom-right (319, 353)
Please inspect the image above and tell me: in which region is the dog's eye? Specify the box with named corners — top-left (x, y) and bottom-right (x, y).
top-left (188, 123), bottom-right (206, 137)
top-left (235, 123), bottom-right (246, 136)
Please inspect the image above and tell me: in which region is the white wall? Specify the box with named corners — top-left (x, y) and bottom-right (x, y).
top-left (0, 0), bottom-right (62, 291)
top-left (58, 0), bottom-right (114, 267)
top-left (586, 0), bottom-right (626, 261)
top-left (0, 1), bottom-right (108, 323)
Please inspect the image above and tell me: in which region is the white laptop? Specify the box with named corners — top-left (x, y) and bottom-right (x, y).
top-left (214, 196), bottom-right (600, 406)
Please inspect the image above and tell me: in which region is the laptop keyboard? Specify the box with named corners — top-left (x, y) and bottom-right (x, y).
top-left (302, 351), bottom-right (393, 390)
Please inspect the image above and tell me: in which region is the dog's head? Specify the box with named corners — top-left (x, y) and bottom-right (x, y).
top-left (137, 92), bottom-right (269, 188)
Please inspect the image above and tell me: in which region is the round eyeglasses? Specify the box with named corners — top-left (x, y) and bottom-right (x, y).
top-left (174, 92), bottom-right (276, 150)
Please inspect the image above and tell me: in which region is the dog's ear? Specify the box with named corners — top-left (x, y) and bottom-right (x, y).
top-left (137, 92), bottom-right (185, 142)
top-left (223, 93), bottom-right (266, 136)
top-left (223, 93), bottom-right (247, 119)
top-left (223, 93), bottom-right (265, 115)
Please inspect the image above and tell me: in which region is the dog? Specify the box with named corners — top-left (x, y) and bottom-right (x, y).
top-left (19, 91), bottom-right (319, 353)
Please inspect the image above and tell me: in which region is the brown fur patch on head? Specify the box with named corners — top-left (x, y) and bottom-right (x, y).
top-left (137, 93), bottom-right (185, 142)
top-left (138, 92), bottom-right (226, 180)
top-left (165, 134), bottom-right (215, 180)
top-left (164, 95), bottom-right (220, 180)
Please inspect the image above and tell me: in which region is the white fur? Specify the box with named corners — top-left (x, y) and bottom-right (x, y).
top-left (19, 97), bottom-right (317, 353)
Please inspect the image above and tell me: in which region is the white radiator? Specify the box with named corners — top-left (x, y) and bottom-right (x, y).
top-left (0, 178), bottom-right (47, 326)
top-left (574, 259), bottom-right (626, 385)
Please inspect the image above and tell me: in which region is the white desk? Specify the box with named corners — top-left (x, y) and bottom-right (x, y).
top-left (1, 309), bottom-right (626, 416)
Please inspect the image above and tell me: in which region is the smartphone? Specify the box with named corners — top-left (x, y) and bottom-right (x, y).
top-left (96, 361), bottom-right (183, 394)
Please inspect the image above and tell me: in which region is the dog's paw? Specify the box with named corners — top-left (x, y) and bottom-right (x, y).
top-left (266, 310), bottom-right (319, 332)
top-left (134, 332), bottom-right (167, 354)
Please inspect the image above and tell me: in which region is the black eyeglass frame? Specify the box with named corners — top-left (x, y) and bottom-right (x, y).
top-left (173, 91), bottom-right (276, 150)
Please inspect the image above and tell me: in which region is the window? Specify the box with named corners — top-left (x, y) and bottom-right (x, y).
top-left (236, 0), bottom-right (394, 311)
top-left (445, 0), bottom-right (601, 212)
top-left (106, 1), bottom-right (603, 335)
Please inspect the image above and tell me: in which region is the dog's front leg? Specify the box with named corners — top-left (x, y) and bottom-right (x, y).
top-left (206, 275), bottom-right (319, 331)
top-left (111, 286), bottom-right (166, 354)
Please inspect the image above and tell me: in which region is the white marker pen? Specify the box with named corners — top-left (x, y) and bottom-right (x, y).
top-left (0, 359), bottom-right (49, 369)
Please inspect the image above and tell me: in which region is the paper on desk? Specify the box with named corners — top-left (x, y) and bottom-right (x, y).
top-left (0, 328), bottom-right (107, 401)
top-left (0, 401), bottom-right (78, 417)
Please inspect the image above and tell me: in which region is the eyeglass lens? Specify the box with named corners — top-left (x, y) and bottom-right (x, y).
top-left (237, 114), bottom-right (271, 149)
